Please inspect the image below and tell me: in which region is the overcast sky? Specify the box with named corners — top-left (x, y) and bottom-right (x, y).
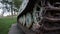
top-left (0, 2), bottom-right (3, 14)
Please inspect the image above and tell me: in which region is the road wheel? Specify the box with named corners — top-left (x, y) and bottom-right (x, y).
top-left (19, 16), bottom-right (23, 25)
top-left (26, 13), bottom-right (33, 28)
top-left (32, 4), bottom-right (42, 23)
top-left (22, 15), bottom-right (26, 26)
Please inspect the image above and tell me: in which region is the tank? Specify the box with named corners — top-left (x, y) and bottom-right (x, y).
top-left (17, 0), bottom-right (60, 34)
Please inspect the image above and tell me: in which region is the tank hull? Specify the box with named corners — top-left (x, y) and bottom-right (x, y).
top-left (17, 0), bottom-right (60, 34)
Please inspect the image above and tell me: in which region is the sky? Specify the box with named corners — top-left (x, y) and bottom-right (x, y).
top-left (0, 2), bottom-right (3, 14)
top-left (0, 8), bottom-right (3, 14)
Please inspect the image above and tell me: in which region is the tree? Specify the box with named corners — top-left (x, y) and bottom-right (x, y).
top-left (1, 0), bottom-right (5, 17)
top-left (2, 0), bottom-right (14, 18)
top-left (13, 0), bottom-right (22, 15)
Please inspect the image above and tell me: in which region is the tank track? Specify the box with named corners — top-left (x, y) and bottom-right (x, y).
top-left (17, 0), bottom-right (60, 34)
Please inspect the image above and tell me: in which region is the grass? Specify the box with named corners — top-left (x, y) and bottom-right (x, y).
top-left (0, 16), bottom-right (17, 34)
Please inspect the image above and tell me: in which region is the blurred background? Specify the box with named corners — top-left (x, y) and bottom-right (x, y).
top-left (0, 0), bottom-right (22, 34)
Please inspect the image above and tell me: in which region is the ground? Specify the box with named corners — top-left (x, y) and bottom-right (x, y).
top-left (0, 16), bottom-right (17, 34)
top-left (8, 24), bottom-right (25, 34)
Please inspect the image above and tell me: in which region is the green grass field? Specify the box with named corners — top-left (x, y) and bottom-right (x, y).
top-left (0, 17), bottom-right (17, 34)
